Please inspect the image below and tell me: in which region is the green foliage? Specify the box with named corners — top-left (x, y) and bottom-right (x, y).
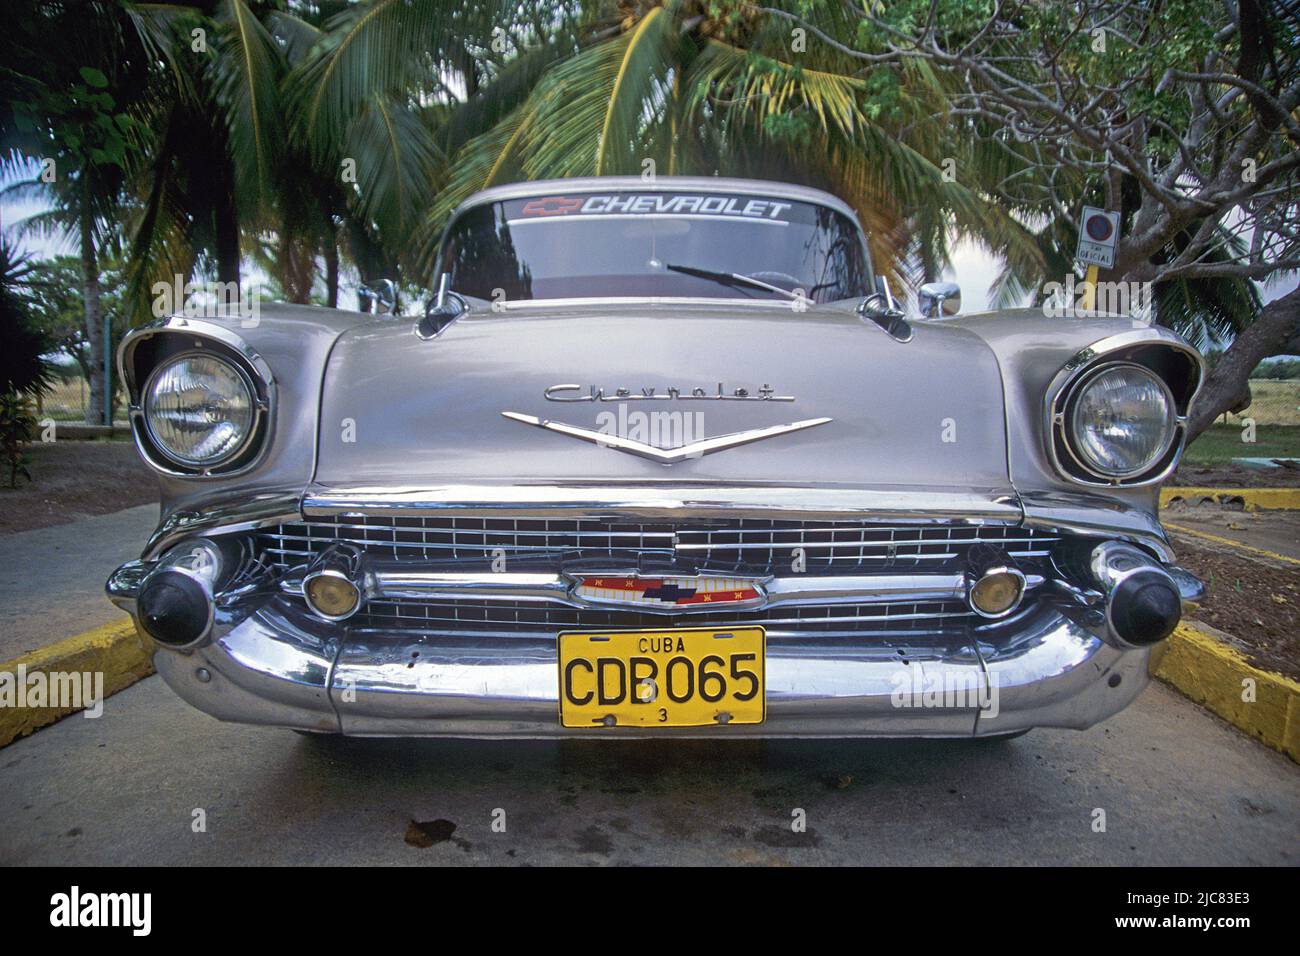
top-left (13, 73), bottom-right (132, 170)
top-left (0, 239), bottom-right (50, 488)
top-left (1256, 359), bottom-right (1300, 381)
top-left (23, 254), bottom-right (125, 376)
top-left (2, 0), bottom-right (1276, 347)
top-left (0, 241), bottom-right (55, 397)
top-left (0, 392), bottom-right (37, 488)
top-left (1182, 425), bottom-right (1300, 463)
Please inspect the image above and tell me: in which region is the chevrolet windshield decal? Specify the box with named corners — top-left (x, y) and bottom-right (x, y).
top-left (513, 193), bottom-right (795, 222)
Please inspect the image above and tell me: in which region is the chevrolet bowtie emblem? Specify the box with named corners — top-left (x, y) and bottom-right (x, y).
top-left (500, 411), bottom-right (831, 463)
top-left (572, 575), bottom-right (767, 613)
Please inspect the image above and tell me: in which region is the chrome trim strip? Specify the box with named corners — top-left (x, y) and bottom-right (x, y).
top-left (301, 485), bottom-right (1025, 523)
top-left (1019, 490), bottom-right (1174, 563)
top-left (370, 571), bottom-right (572, 603)
top-left (496, 296), bottom-right (831, 310)
top-left (137, 487), bottom-right (1174, 576)
top-left (144, 490), bottom-right (303, 559)
top-left (501, 411), bottom-right (833, 464)
top-left (337, 570), bottom-right (978, 612)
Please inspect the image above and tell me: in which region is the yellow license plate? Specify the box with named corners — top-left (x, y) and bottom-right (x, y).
top-left (558, 627), bottom-right (765, 728)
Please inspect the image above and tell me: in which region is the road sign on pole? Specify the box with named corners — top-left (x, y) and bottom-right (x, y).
top-left (1076, 206), bottom-right (1119, 312)
top-left (1076, 206), bottom-right (1119, 269)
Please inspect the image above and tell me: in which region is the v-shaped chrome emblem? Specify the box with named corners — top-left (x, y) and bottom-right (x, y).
top-left (501, 411), bottom-right (831, 464)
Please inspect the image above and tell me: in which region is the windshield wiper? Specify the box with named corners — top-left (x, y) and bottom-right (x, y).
top-left (663, 263), bottom-right (801, 301)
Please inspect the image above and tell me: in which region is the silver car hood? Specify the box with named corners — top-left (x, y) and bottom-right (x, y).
top-left (313, 301), bottom-right (1012, 493)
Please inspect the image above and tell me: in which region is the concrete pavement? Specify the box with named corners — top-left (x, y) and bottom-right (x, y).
top-left (1162, 506), bottom-right (1300, 562)
top-left (1, 676), bottom-right (1295, 866)
top-left (0, 504), bottom-right (157, 661)
top-left (0, 500), bottom-right (1295, 865)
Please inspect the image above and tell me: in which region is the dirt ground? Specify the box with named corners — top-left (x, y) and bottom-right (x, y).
top-left (0, 440), bottom-right (159, 535)
top-left (1170, 536), bottom-right (1300, 682)
top-left (1171, 460), bottom-right (1300, 488)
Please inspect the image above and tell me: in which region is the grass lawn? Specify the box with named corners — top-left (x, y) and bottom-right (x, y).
top-left (1224, 379), bottom-right (1300, 425)
top-left (1183, 424), bottom-right (1300, 463)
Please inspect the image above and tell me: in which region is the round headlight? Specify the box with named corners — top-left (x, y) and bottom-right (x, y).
top-left (1068, 364), bottom-right (1176, 479)
top-left (143, 353), bottom-right (256, 467)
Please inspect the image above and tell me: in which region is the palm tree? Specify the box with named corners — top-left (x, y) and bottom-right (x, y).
top-left (397, 1), bottom-right (1044, 288)
top-left (121, 1), bottom-right (288, 317)
top-left (129, 0), bottom-right (455, 310)
top-left (1, 0), bottom-right (154, 424)
top-left (278, 0), bottom-right (1029, 290)
top-left (284, 0), bottom-right (520, 290)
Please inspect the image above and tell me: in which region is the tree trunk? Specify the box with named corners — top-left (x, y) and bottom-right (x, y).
top-left (214, 157), bottom-right (241, 288)
top-left (1186, 285), bottom-right (1300, 439)
top-left (325, 239), bottom-right (339, 309)
top-left (279, 237), bottom-right (314, 304)
top-left (79, 181), bottom-right (106, 426)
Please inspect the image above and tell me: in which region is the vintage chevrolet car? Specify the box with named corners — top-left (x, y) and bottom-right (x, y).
top-left (107, 176), bottom-right (1205, 739)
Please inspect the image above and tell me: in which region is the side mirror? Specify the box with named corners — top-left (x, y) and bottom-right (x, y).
top-left (416, 273), bottom-right (468, 339)
top-left (359, 278), bottom-right (399, 315)
top-left (857, 292), bottom-right (912, 342)
top-left (918, 281), bottom-right (961, 318)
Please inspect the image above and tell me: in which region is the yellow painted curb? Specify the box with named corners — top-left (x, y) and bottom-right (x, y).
top-left (1161, 487), bottom-right (1300, 511)
top-left (0, 618), bottom-right (155, 748)
top-left (1151, 621), bottom-right (1300, 763)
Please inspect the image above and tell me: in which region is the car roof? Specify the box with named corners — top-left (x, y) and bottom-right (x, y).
top-left (451, 176), bottom-right (861, 223)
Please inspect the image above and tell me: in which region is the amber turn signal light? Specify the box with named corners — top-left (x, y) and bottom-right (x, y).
top-left (969, 567), bottom-right (1026, 619)
top-left (304, 570), bottom-right (361, 621)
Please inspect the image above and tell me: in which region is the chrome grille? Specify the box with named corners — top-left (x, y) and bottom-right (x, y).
top-left (258, 515), bottom-right (1058, 575)
top-left (353, 597), bottom-right (979, 640)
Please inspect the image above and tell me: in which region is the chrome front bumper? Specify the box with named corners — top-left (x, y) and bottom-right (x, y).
top-left (109, 485), bottom-right (1201, 738)
top-left (109, 576), bottom-right (1152, 738)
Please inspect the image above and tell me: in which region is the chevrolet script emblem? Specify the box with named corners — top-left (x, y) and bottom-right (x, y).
top-left (572, 575), bottom-right (766, 614)
top-left (501, 412), bottom-right (831, 463)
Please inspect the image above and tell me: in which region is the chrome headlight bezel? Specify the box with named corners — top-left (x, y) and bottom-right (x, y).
top-left (121, 321), bottom-right (274, 478)
top-left (1045, 333), bottom-right (1202, 488)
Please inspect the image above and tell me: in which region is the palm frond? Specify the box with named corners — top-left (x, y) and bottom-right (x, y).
top-left (1154, 228), bottom-right (1262, 347)
top-left (289, 0), bottom-right (506, 160)
top-left (415, 109), bottom-right (527, 275)
top-left (436, 35), bottom-right (578, 158)
top-left (208, 0), bottom-right (286, 215)
top-left (343, 94), bottom-right (443, 245)
top-left (265, 10), bottom-right (323, 65)
top-left (682, 40), bottom-right (871, 141)
top-left (507, 16), bottom-right (678, 180)
top-left (595, 6), bottom-right (675, 175)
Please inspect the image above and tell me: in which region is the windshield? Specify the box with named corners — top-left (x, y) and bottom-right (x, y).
top-left (437, 190), bottom-right (873, 303)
